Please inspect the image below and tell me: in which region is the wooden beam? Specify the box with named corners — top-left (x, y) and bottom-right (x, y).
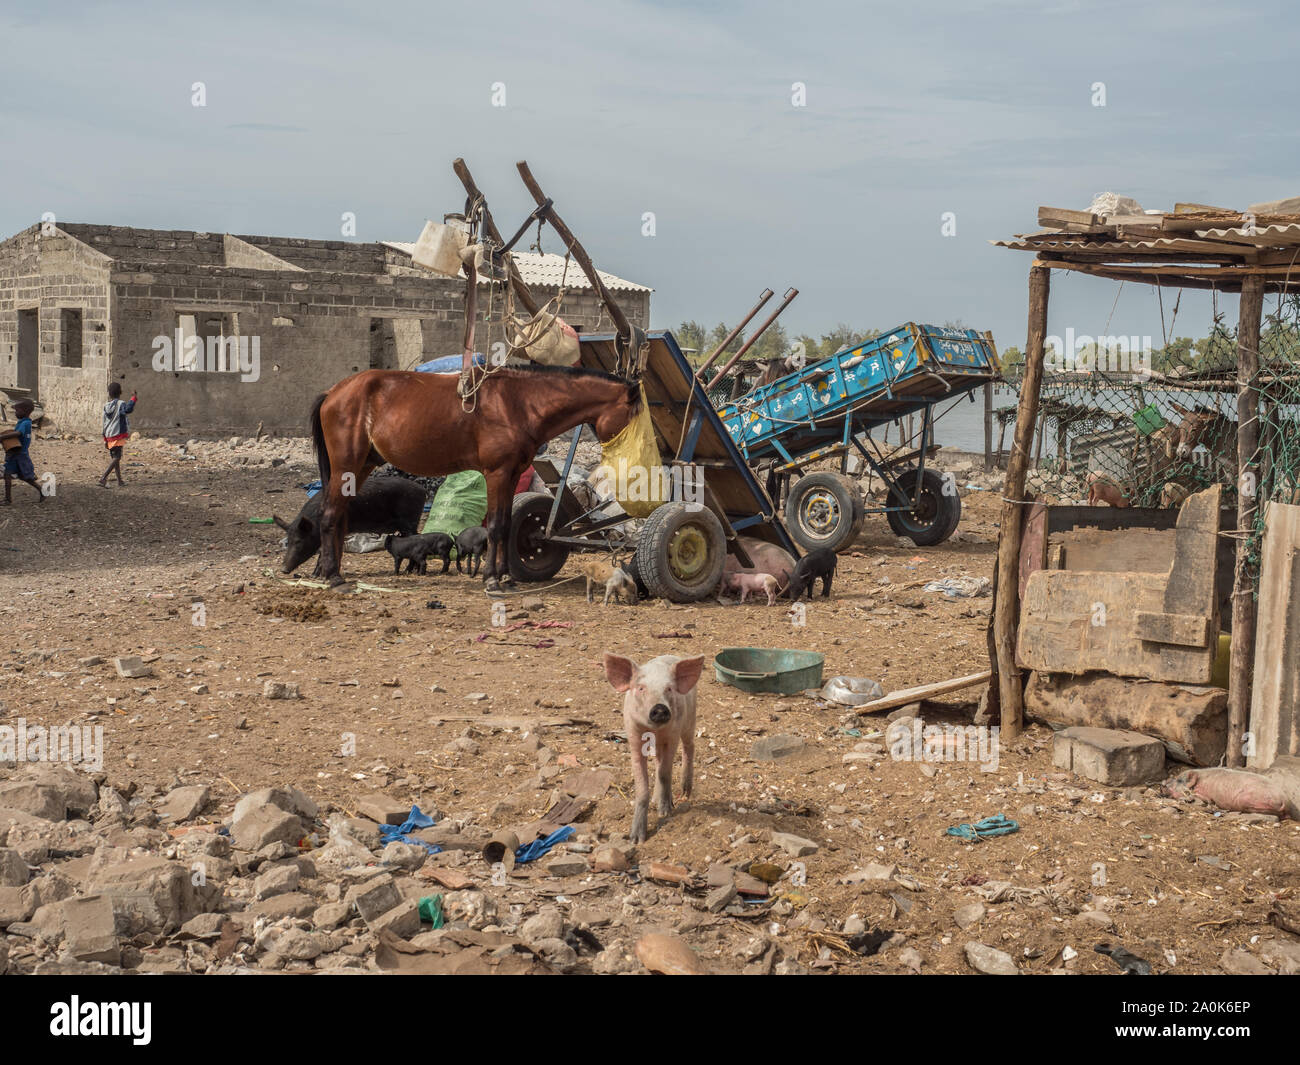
top-left (854, 671), bottom-right (992, 715)
top-left (451, 158), bottom-right (541, 317)
top-left (1175, 202), bottom-right (1240, 215)
top-left (993, 263), bottom-right (1050, 739)
top-left (1025, 672), bottom-right (1227, 767)
top-left (1228, 274), bottom-right (1265, 767)
top-left (1037, 206), bottom-right (1100, 227)
top-left (516, 160), bottom-right (632, 342)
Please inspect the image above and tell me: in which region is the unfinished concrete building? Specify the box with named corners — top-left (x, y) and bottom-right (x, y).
top-left (0, 223), bottom-right (652, 434)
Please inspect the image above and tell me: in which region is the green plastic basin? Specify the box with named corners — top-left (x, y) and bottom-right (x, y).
top-left (713, 647), bottom-right (825, 694)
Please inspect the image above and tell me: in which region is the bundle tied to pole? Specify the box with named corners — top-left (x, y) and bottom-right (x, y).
top-left (595, 384), bottom-right (670, 518)
top-left (508, 252), bottom-right (579, 367)
top-left (508, 297), bottom-right (580, 367)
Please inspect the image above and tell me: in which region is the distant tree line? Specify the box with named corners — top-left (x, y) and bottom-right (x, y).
top-left (672, 321), bottom-right (884, 368)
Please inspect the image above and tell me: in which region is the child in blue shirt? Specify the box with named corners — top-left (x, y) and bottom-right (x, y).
top-left (3, 398), bottom-right (42, 504)
top-left (99, 381), bottom-right (137, 488)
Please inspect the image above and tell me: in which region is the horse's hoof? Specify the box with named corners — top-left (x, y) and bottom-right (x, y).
top-left (500, 574), bottom-right (516, 588)
top-left (327, 575), bottom-right (346, 588)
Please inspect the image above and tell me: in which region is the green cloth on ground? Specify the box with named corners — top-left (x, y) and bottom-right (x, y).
top-left (421, 470), bottom-right (488, 550)
top-left (418, 895), bottom-right (444, 928)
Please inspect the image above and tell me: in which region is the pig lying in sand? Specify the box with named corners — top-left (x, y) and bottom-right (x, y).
top-left (722, 570), bottom-right (780, 605)
top-left (723, 538), bottom-right (796, 590)
top-left (604, 653), bottom-right (704, 842)
top-left (577, 557), bottom-right (637, 605)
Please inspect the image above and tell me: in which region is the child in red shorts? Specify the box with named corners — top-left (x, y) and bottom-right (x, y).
top-left (99, 381), bottom-right (137, 488)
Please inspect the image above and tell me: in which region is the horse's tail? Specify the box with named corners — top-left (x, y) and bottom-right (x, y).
top-left (309, 393), bottom-right (330, 485)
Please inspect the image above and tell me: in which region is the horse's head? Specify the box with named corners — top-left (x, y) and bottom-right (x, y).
top-left (592, 376), bottom-right (643, 443)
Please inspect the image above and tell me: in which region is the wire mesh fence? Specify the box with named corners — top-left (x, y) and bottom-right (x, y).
top-left (1006, 293), bottom-right (1300, 597)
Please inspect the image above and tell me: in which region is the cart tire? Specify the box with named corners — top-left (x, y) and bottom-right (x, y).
top-left (507, 492), bottom-right (571, 582)
top-left (786, 471), bottom-right (866, 554)
top-left (885, 468), bottom-right (961, 546)
top-left (635, 503), bottom-right (727, 602)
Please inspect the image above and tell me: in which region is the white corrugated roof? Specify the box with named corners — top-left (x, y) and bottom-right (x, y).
top-left (382, 243), bottom-right (652, 293)
top-left (1195, 222), bottom-right (1300, 243)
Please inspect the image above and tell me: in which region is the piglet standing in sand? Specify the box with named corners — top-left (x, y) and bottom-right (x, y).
top-left (604, 653), bottom-right (704, 843)
top-left (723, 570), bottom-right (780, 605)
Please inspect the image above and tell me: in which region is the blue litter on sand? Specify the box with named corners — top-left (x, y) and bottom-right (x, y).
top-left (514, 825), bottom-right (575, 864)
top-left (945, 813), bottom-right (1019, 843)
top-left (379, 805), bottom-right (442, 855)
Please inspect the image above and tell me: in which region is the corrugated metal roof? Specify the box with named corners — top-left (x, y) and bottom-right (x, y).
top-left (382, 243), bottom-right (652, 293)
top-left (1195, 223), bottom-right (1300, 244)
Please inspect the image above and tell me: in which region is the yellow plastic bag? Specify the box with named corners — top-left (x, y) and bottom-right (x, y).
top-left (597, 386), bottom-right (669, 518)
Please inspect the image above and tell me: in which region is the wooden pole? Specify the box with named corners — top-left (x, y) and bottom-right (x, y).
top-left (1227, 274), bottom-right (1264, 767)
top-left (451, 158), bottom-right (541, 317)
top-left (696, 289), bottom-right (773, 379)
top-left (516, 161), bottom-right (632, 342)
top-left (983, 382), bottom-right (993, 471)
top-left (993, 263), bottom-right (1051, 740)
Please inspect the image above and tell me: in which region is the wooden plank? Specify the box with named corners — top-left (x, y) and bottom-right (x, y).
top-left (1162, 484), bottom-right (1221, 621)
top-left (854, 671), bottom-right (992, 715)
top-left (1025, 671), bottom-right (1227, 766)
top-left (1017, 570), bottom-right (1214, 682)
top-left (1054, 527), bottom-right (1174, 574)
top-left (1174, 202), bottom-right (1239, 215)
top-left (1037, 206), bottom-right (1099, 227)
top-left (1248, 502), bottom-right (1300, 769)
top-left (1019, 488), bottom-right (1221, 682)
top-left (1248, 196), bottom-right (1300, 215)
top-left (426, 713), bottom-right (591, 728)
top-left (1134, 610), bottom-right (1212, 648)
top-left (1018, 500), bottom-right (1047, 600)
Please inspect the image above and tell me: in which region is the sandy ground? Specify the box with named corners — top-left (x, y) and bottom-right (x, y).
top-left (1, 434), bottom-right (1297, 975)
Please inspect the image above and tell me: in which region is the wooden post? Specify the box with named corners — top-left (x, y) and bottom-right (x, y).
top-left (993, 263), bottom-right (1051, 740)
top-left (983, 382), bottom-right (993, 471)
top-left (451, 158), bottom-right (541, 317)
top-left (1227, 274), bottom-right (1265, 767)
top-left (516, 161), bottom-right (632, 342)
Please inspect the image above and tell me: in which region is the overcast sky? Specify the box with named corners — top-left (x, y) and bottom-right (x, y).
top-left (3, 0), bottom-right (1297, 354)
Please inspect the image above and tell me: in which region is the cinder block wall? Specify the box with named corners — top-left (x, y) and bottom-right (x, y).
top-left (2, 222), bottom-right (652, 435)
top-left (0, 225), bottom-right (112, 429)
top-left (110, 264), bottom-right (650, 435)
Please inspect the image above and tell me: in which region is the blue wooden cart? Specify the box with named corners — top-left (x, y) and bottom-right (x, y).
top-left (716, 323), bottom-right (1000, 550)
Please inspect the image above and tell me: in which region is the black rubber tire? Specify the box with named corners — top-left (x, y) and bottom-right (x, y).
top-left (885, 467), bottom-right (961, 546)
top-left (634, 503), bottom-right (727, 602)
top-left (507, 492), bottom-right (571, 582)
top-left (786, 471), bottom-right (866, 554)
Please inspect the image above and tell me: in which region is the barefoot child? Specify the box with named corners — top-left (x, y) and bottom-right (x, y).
top-left (99, 382), bottom-right (137, 487)
top-left (2, 398), bottom-right (43, 504)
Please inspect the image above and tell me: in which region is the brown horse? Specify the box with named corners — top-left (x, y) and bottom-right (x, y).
top-left (309, 364), bottom-right (641, 588)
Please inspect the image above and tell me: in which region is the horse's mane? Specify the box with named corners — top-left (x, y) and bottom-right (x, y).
top-left (497, 363), bottom-right (642, 411)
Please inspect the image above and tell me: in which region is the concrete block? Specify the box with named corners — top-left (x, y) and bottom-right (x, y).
top-left (1053, 726), bottom-right (1165, 786)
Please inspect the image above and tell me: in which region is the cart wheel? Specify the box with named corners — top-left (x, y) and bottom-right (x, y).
top-left (635, 502), bottom-right (727, 602)
top-left (885, 467), bottom-right (961, 546)
top-left (786, 471), bottom-right (866, 554)
top-left (507, 492), bottom-right (571, 582)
